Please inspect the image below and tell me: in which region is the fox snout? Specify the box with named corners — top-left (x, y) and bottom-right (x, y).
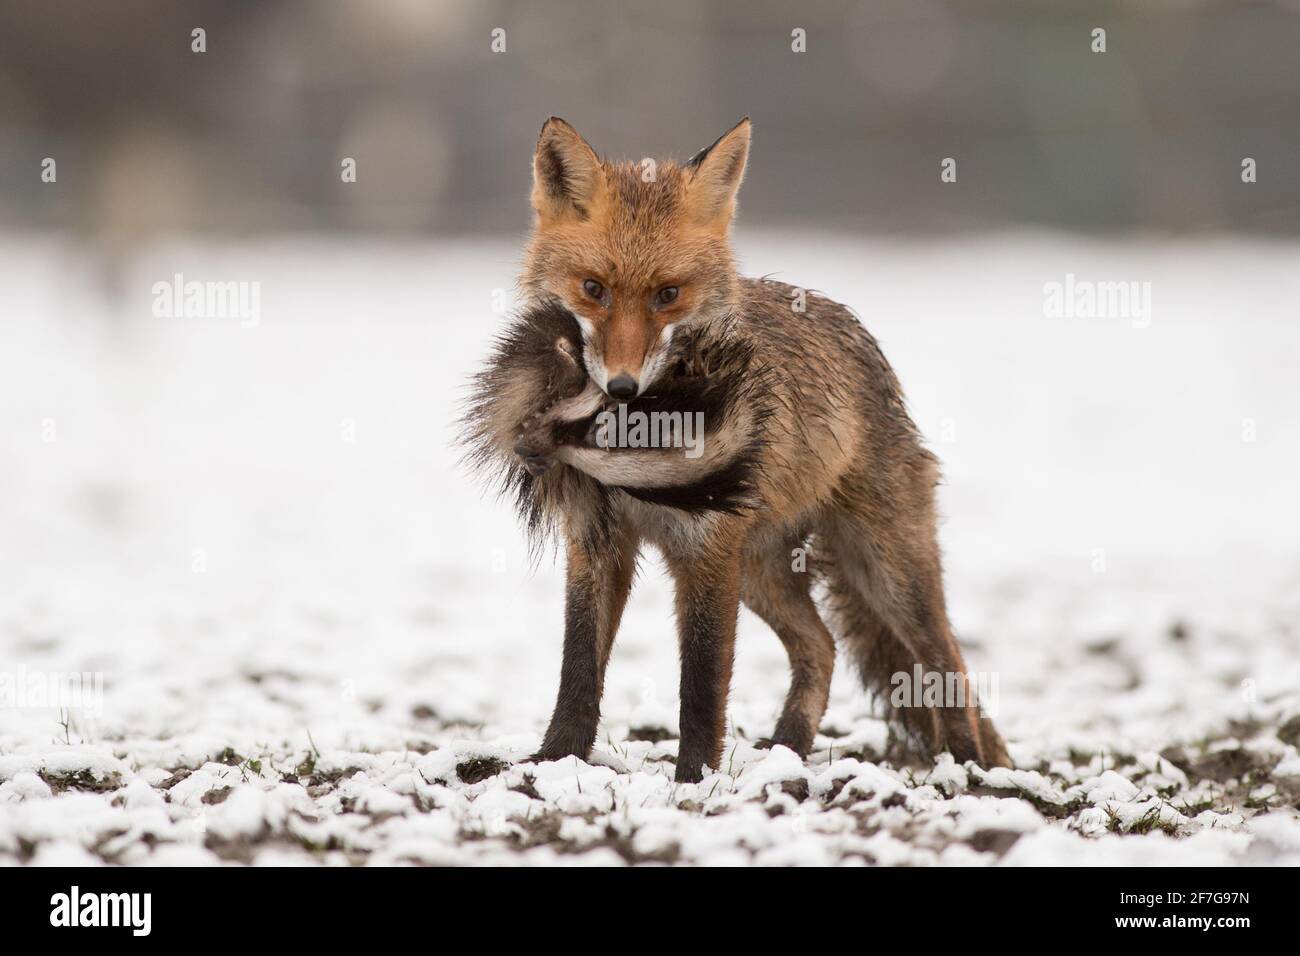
top-left (590, 318), bottom-right (679, 398)
top-left (593, 348), bottom-right (657, 399)
top-left (606, 373), bottom-right (638, 399)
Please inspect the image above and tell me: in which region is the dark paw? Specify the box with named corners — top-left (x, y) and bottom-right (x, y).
top-left (528, 738), bottom-right (593, 765)
top-left (522, 455), bottom-right (554, 477)
top-left (512, 439), bottom-right (555, 476)
top-left (754, 729), bottom-right (813, 757)
top-left (674, 755), bottom-right (709, 783)
top-left (674, 765), bottom-right (704, 784)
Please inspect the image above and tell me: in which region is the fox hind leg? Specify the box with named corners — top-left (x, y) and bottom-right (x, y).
top-left (740, 538), bottom-right (835, 757)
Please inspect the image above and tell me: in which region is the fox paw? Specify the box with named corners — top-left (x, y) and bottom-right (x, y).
top-left (752, 733), bottom-right (813, 757)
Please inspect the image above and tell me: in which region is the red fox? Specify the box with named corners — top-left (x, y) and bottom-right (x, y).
top-left (466, 117), bottom-right (1010, 782)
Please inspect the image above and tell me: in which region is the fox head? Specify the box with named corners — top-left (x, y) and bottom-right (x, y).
top-left (520, 117), bottom-right (751, 397)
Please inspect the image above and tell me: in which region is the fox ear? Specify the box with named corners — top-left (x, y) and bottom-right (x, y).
top-left (684, 117), bottom-right (751, 228)
top-left (532, 117), bottom-right (604, 221)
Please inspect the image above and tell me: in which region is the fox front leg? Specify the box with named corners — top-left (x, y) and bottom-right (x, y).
top-left (533, 528), bottom-right (638, 763)
top-left (663, 530), bottom-right (745, 783)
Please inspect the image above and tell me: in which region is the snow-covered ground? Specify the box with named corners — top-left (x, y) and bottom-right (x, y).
top-left (1, 232), bottom-right (1298, 866)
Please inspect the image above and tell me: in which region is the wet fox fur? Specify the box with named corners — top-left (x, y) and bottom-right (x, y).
top-left (465, 117), bottom-right (1010, 782)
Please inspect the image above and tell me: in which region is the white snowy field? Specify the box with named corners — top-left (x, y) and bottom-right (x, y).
top-left (1, 231), bottom-right (1298, 866)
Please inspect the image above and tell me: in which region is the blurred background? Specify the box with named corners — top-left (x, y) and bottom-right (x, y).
top-left (1, 0), bottom-right (1298, 241)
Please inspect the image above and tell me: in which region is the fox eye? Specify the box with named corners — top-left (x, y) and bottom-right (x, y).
top-left (656, 286), bottom-right (679, 306)
top-left (582, 279), bottom-right (605, 301)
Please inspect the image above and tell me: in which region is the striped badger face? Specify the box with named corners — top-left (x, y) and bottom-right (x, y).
top-left (475, 297), bottom-right (767, 515)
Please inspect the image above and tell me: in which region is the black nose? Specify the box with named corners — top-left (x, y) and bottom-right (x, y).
top-left (607, 373), bottom-right (638, 399)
